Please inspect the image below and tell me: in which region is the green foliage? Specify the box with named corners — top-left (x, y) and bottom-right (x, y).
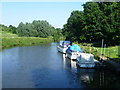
top-left (52, 28), bottom-right (63, 41)
top-left (78, 43), bottom-right (119, 60)
top-left (63, 11), bottom-right (85, 42)
top-left (16, 20), bottom-right (63, 41)
top-left (63, 2), bottom-right (120, 46)
top-left (2, 37), bottom-right (53, 49)
top-left (1, 31), bottom-right (18, 37)
top-left (8, 25), bottom-right (17, 33)
top-left (0, 24), bottom-right (17, 33)
top-left (96, 46), bottom-right (119, 58)
top-left (1, 20), bottom-right (63, 41)
top-left (16, 20), bottom-right (59, 38)
top-left (0, 30), bottom-right (53, 50)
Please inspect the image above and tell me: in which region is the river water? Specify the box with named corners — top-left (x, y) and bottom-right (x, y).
top-left (2, 43), bottom-right (120, 88)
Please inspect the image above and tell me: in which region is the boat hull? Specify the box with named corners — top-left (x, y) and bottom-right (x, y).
top-left (76, 61), bottom-right (95, 68)
top-left (57, 46), bottom-right (68, 54)
top-left (76, 53), bottom-right (95, 68)
top-left (66, 51), bottom-right (80, 60)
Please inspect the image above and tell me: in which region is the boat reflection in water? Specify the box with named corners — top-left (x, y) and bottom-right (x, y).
top-left (76, 66), bottom-right (120, 88)
top-left (70, 60), bottom-right (77, 73)
top-left (77, 68), bottom-right (94, 84)
top-left (62, 54), bottom-right (77, 73)
top-left (61, 52), bottom-right (120, 88)
top-left (62, 54), bottom-right (104, 88)
top-left (62, 54), bottom-right (66, 68)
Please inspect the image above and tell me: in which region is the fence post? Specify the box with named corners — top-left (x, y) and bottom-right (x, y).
top-left (100, 39), bottom-right (104, 62)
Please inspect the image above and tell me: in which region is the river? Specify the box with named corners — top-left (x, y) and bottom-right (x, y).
top-left (2, 43), bottom-right (120, 88)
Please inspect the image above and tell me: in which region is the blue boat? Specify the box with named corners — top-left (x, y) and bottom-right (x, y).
top-left (57, 41), bottom-right (71, 53)
top-left (66, 44), bottom-right (84, 60)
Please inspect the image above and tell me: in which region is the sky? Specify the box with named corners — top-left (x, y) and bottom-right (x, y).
top-left (1, 1), bottom-right (88, 28)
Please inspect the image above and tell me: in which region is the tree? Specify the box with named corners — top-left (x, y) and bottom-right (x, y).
top-left (16, 20), bottom-right (58, 38)
top-left (63, 11), bottom-right (85, 42)
top-left (16, 22), bottom-right (25, 36)
top-left (83, 2), bottom-right (105, 42)
top-left (63, 2), bottom-right (120, 45)
top-left (8, 25), bottom-right (17, 34)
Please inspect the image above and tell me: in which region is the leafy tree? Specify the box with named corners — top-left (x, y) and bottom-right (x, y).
top-left (63, 2), bottom-right (120, 45)
top-left (52, 28), bottom-right (63, 41)
top-left (8, 25), bottom-right (17, 34)
top-left (0, 24), bottom-right (9, 32)
top-left (16, 22), bottom-right (26, 36)
top-left (83, 2), bottom-right (105, 42)
top-left (16, 20), bottom-right (59, 39)
top-left (63, 11), bottom-right (85, 42)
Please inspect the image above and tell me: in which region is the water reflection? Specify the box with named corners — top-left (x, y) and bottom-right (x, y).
top-left (2, 43), bottom-right (120, 88)
top-left (60, 52), bottom-right (120, 88)
top-left (62, 54), bottom-right (66, 62)
top-left (61, 54), bottom-right (71, 70)
top-left (77, 68), bottom-right (94, 84)
top-left (76, 67), bottom-right (120, 88)
top-left (70, 60), bottom-right (77, 73)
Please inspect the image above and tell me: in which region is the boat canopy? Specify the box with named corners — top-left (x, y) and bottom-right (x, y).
top-left (59, 41), bottom-right (64, 46)
top-left (66, 44), bottom-right (82, 52)
top-left (59, 41), bottom-right (71, 47)
top-left (78, 53), bottom-right (94, 63)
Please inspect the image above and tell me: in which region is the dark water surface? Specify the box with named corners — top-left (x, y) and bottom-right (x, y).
top-left (2, 43), bottom-right (120, 88)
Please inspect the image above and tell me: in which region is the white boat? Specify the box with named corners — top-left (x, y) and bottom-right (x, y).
top-left (57, 45), bottom-right (68, 53)
top-left (66, 51), bottom-right (80, 60)
top-left (76, 53), bottom-right (95, 68)
top-left (57, 41), bottom-right (70, 54)
top-left (66, 44), bottom-right (83, 60)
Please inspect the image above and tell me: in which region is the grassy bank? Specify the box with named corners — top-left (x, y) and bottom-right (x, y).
top-left (2, 37), bottom-right (53, 49)
top-left (73, 42), bottom-right (119, 62)
top-left (0, 31), bottom-right (53, 50)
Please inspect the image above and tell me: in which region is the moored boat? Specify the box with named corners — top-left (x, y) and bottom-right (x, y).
top-left (66, 51), bottom-right (80, 60)
top-left (57, 41), bottom-right (71, 53)
top-left (76, 53), bottom-right (95, 68)
top-left (66, 44), bottom-right (83, 60)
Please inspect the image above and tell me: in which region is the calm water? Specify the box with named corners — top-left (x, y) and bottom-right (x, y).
top-left (2, 43), bottom-right (120, 88)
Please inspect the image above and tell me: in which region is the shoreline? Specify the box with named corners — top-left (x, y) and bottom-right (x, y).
top-left (77, 43), bottom-right (120, 74)
top-left (1, 37), bottom-right (53, 50)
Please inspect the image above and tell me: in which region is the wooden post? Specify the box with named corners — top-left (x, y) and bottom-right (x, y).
top-left (100, 39), bottom-right (104, 61)
top-left (104, 44), bottom-right (106, 56)
top-left (101, 39), bottom-right (104, 55)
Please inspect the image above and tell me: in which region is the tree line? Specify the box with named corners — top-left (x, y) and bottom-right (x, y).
top-left (1, 20), bottom-right (63, 41)
top-left (62, 2), bottom-right (120, 46)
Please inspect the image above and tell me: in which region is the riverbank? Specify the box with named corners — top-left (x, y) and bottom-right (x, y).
top-left (1, 37), bottom-right (53, 50)
top-left (77, 43), bottom-right (119, 61)
top-left (0, 31), bottom-right (54, 50)
top-left (76, 42), bottom-right (120, 74)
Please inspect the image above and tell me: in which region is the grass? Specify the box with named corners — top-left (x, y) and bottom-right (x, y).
top-left (73, 42), bottom-right (119, 62)
top-left (0, 31), bottom-right (18, 37)
top-left (96, 46), bottom-right (118, 58)
top-left (0, 31), bottom-right (53, 50)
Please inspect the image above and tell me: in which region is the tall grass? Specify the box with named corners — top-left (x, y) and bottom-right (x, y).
top-left (0, 31), bottom-right (18, 37)
top-left (1, 37), bottom-right (53, 49)
top-left (96, 46), bottom-right (118, 58)
top-left (0, 31), bottom-right (53, 50)
top-left (78, 43), bottom-right (119, 60)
